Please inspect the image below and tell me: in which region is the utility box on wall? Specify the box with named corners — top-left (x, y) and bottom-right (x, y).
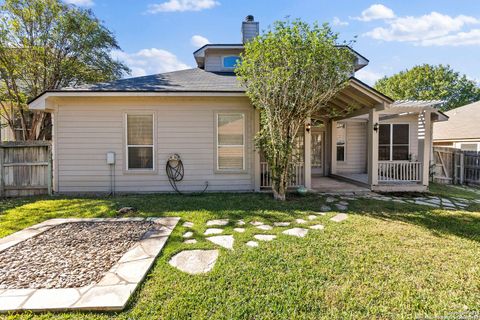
top-left (106, 152), bottom-right (115, 165)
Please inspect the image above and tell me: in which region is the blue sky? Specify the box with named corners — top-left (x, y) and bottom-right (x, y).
top-left (65, 0), bottom-right (480, 85)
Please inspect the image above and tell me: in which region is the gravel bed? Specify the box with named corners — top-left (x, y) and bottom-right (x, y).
top-left (0, 221), bottom-right (159, 289)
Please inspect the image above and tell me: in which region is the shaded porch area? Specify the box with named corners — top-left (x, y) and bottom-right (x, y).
top-left (311, 176), bottom-right (369, 193)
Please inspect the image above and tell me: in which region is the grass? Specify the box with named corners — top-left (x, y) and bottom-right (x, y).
top-left (0, 184), bottom-right (480, 319)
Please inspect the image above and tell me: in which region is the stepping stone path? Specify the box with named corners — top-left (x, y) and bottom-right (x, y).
top-left (310, 224), bottom-right (325, 230)
top-left (283, 228), bottom-right (308, 238)
top-left (273, 222), bottom-right (290, 227)
top-left (184, 239), bottom-right (197, 244)
top-left (254, 234), bottom-right (276, 241)
top-left (237, 220), bottom-right (246, 226)
top-left (330, 213), bottom-right (348, 223)
top-left (335, 204), bottom-right (348, 211)
top-left (320, 205), bottom-right (331, 212)
top-left (326, 197), bottom-right (336, 203)
top-left (307, 215), bottom-right (317, 220)
top-left (256, 225), bottom-right (273, 231)
top-left (295, 219), bottom-right (307, 224)
top-left (207, 235), bottom-right (234, 250)
top-left (246, 241), bottom-right (259, 247)
top-left (182, 231), bottom-right (193, 238)
top-left (169, 250), bottom-right (219, 275)
top-left (250, 221), bottom-right (264, 226)
top-left (182, 222), bottom-right (194, 228)
top-left (204, 228), bottom-right (223, 235)
top-left (233, 228), bottom-right (245, 233)
top-left (206, 219), bottom-right (229, 226)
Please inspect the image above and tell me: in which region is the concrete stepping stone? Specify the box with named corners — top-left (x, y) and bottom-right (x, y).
top-left (182, 222), bottom-right (194, 228)
top-left (330, 213), bottom-right (348, 222)
top-left (326, 197), bottom-right (336, 203)
top-left (207, 235), bottom-right (234, 250)
top-left (273, 222), bottom-right (290, 227)
top-left (204, 228), bottom-right (223, 235)
top-left (250, 221), bottom-right (264, 226)
top-left (206, 219), bottom-right (229, 226)
top-left (256, 225), bottom-right (273, 231)
top-left (314, 211), bottom-right (326, 216)
top-left (169, 250), bottom-right (219, 274)
top-left (338, 201), bottom-right (349, 206)
top-left (310, 224), bottom-right (325, 230)
top-left (319, 205), bottom-right (331, 212)
top-left (307, 215), bottom-right (317, 220)
top-left (182, 231), bottom-right (193, 238)
top-left (254, 234), bottom-right (276, 241)
top-left (184, 239), bottom-right (197, 244)
top-left (237, 220), bottom-right (246, 226)
top-left (233, 228), bottom-right (245, 233)
top-left (246, 241), bottom-right (259, 247)
top-left (335, 204), bottom-right (348, 211)
top-left (295, 218), bottom-right (307, 224)
top-left (283, 228), bottom-right (308, 238)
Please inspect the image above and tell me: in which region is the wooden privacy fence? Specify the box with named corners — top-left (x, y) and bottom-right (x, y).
top-left (0, 141), bottom-right (52, 197)
top-left (433, 147), bottom-right (480, 185)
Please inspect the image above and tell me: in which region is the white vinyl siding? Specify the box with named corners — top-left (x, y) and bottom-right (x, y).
top-left (216, 113), bottom-right (245, 170)
top-left (337, 121), bottom-right (367, 174)
top-left (54, 97), bottom-right (254, 193)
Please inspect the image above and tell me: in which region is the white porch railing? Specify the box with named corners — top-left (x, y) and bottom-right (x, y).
top-left (260, 162), bottom-right (305, 188)
top-left (378, 161), bottom-right (422, 182)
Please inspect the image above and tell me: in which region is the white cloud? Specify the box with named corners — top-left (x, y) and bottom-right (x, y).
top-left (63, 0), bottom-right (94, 6)
top-left (190, 35), bottom-right (210, 47)
top-left (355, 69), bottom-right (384, 86)
top-left (147, 0), bottom-right (219, 13)
top-left (332, 17), bottom-right (349, 27)
top-left (364, 12), bottom-right (479, 45)
top-left (420, 29), bottom-right (480, 46)
top-left (112, 48), bottom-right (190, 77)
top-left (354, 4), bottom-right (395, 22)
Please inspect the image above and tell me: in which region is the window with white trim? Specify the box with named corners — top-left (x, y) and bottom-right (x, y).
top-left (223, 56), bottom-right (241, 69)
top-left (217, 113), bottom-right (245, 170)
top-left (336, 123), bottom-right (346, 161)
top-left (379, 123), bottom-right (409, 161)
top-left (126, 114), bottom-right (154, 170)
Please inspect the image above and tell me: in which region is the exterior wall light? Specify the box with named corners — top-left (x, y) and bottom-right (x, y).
top-left (305, 123), bottom-right (311, 132)
top-left (373, 122), bottom-right (379, 132)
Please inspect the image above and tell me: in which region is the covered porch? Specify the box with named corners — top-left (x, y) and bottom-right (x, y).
top-left (256, 78), bottom-right (448, 193)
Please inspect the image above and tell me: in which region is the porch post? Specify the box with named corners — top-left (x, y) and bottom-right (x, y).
top-left (330, 119), bottom-right (337, 175)
top-left (368, 108), bottom-right (379, 186)
top-left (304, 118), bottom-right (311, 189)
top-left (422, 110), bottom-right (432, 186)
top-left (253, 109), bottom-right (261, 191)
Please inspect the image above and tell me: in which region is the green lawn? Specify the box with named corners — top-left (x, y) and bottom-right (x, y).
top-left (1, 184), bottom-right (480, 319)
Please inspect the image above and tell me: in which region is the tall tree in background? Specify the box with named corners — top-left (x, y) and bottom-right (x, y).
top-left (0, 0), bottom-right (129, 140)
top-left (237, 20), bottom-right (355, 200)
top-left (374, 64), bottom-right (480, 111)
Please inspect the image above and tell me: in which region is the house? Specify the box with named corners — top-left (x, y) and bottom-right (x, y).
top-left (28, 16), bottom-right (448, 194)
top-left (433, 101), bottom-right (480, 151)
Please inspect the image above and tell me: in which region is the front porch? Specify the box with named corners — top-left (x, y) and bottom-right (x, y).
top-left (255, 78), bottom-right (448, 193)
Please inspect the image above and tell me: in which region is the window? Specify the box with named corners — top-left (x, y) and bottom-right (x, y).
top-left (217, 113), bottom-right (244, 170)
top-left (126, 114), bottom-right (154, 170)
top-left (336, 123), bottom-right (346, 161)
top-left (223, 56), bottom-right (240, 69)
top-left (379, 123), bottom-right (409, 161)
top-left (460, 143), bottom-right (478, 152)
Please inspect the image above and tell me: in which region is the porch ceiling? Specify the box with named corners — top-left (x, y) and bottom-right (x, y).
top-left (324, 77), bottom-right (394, 119)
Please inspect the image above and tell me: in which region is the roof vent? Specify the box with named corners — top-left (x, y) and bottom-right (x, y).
top-left (242, 15), bottom-right (259, 43)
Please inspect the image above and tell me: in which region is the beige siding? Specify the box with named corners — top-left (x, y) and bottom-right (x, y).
top-left (54, 96), bottom-right (255, 193)
top-left (337, 121), bottom-right (368, 174)
top-left (205, 49), bottom-right (243, 72)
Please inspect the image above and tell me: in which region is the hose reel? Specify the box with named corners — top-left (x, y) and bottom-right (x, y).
top-left (165, 154), bottom-right (208, 194)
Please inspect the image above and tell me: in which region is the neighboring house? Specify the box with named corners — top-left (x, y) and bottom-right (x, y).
top-left (433, 101), bottom-right (480, 151)
top-left (28, 16), bottom-right (448, 194)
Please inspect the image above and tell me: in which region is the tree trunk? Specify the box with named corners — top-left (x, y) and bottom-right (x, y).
top-left (272, 166), bottom-right (288, 201)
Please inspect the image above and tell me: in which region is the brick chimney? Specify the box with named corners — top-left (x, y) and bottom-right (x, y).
top-left (242, 15), bottom-right (259, 43)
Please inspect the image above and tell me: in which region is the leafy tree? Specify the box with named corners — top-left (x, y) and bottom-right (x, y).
top-left (236, 19), bottom-right (355, 200)
top-left (374, 64), bottom-right (480, 111)
top-left (0, 0), bottom-right (129, 140)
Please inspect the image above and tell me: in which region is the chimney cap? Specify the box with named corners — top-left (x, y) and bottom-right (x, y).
top-left (245, 15), bottom-right (254, 22)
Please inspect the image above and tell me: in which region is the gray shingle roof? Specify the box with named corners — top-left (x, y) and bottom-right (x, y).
top-left (63, 68), bottom-right (245, 92)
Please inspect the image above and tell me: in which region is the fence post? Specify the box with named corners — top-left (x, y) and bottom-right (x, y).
top-left (459, 152), bottom-right (464, 185)
top-left (0, 146), bottom-right (4, 197)
top-left (47, 144), bottom-right (52, 195)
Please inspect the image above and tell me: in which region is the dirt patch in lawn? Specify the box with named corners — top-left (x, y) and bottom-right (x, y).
top-left (0, 221), bottom-right (159, 289)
